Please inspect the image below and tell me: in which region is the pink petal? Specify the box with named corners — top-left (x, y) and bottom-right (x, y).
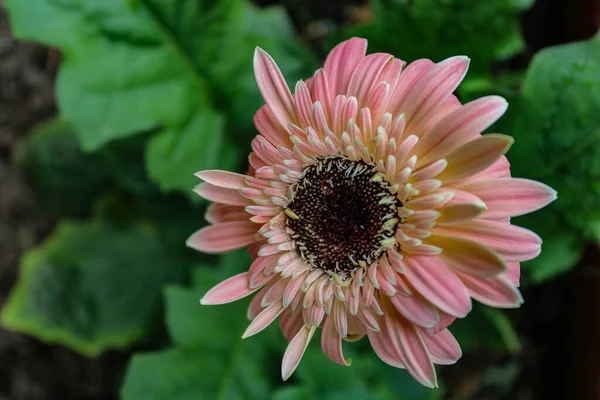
top-left (321, 315), bottom-right (351, 366)
top-left (399, 56), bottom-right (470, 134)
top-left (279, 309), bottom-right (305, 341)
top-left (403, 255), bottom-right (472, 318)
top-left (346, 53), bottom-right (394, 105)
top-left (253, 106), bottom-right (291, 147)
top-left (388, 293), bottom-right (440, 328)
top-left (455, 271), bottom-right (523, 308)
top-left (437, 134), bottom-right (514, 184)
top-left (200, 272), bottom-right (257, 305)
top-left (323, 37), bottom-right (368, 96)
top-left (333, 299), bottom-right (348, 338)
top-left (186, 221), bottom-right (257, 253)
top-left (457, 178), bottom-right (557, 218)
top-left (254, 48), bottom-right (297, 128)
top-left (195, 170), bottom-right (249, 189)
top-left (242, 301), bottom-right (285, 338)
top-left (505, 261), bottom-right (521, 286)
top-left (458, 155), bottom-right (511, 183)
top-left (248, 283), bottom-right (273, 319)
top-left (419, 328), bottom-right (462, 365)
top-left (428, 235), bottom-right (507, 277)
top-left (204, 203), bottom-right (249, 224)
top-left (368, 328), bottom-right (404, 368)
top-left (310, 69), bottom-right (333, 121)
top-left (386, 59), bottom-right (435, 117)
top-left (428, 311), bottom-right (456, 335)
top-left (434, 220), bottom-right (542, 262)
top-left (384, 310), bottom-right (438, 388)
top-left (281, 325), bottom-right (317, 380)
top-left (194, 182), bottom-right (250, 206)
top-left (436, 188), bottom-right (487, 224)
top-left (283, 275), bottom-right (305, 308)
top-left (416, 96), bottom-right (508, 167)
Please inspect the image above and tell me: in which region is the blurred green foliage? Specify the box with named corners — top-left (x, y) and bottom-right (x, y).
top-left (509, 32), bottom-right (600, 282)
top-left (332, 0), bottom-right (534, 72)
top-left (0, 217), bottom-right (187, 356)
top-left (3, 0), bottom-right (600, 398)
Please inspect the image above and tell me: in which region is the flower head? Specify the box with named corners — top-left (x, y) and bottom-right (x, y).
top-left (188, 38), bottom-right (556, 387)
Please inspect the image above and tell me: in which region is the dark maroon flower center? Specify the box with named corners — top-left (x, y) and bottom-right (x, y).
top-left (285, 157), bottom-right (399, 276)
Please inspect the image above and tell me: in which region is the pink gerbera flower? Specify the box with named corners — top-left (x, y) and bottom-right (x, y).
top-left (188, 38), bottom-right (556, 387)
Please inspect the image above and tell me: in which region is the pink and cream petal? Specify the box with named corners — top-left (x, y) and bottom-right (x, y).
top-left (403, 255), bottom-right (472, 318)
top-left (457, 178), bottom-right (557, 218)
top-left (437, 134), bottom-right (514, 184)
top-left (419, 328), bottom-right (462, 365)
top-left (456, 271), bottom-right (524, 308)
top-left (254, 48), bottom-right (297, 128)
top-left (200, 272), bottom-right (257, 305)
top-left (415, 96), bottom-right (508, 167)
top-left (323, 37), bottom-right (368, 96)
top-left (281, 325), bottom-right (317, 380)
top-left (321, 315), bottom-right (351, 366)
top-left (428, 234), bottom-right (507, 277)
top-left (186, 221), bottom-right (257, 253)
top-left (434, 220), bottom-right (542, 262)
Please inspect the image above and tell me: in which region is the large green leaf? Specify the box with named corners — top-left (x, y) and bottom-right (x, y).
top-left (15, 118), bottom-right (111, 217)
top-left (145, 109), bottom-right (238, 194)
top-left (334, 0), bottom-right (533, 73)
top-left (514, 212), bottom-right (585, 284)
top-left (0, 218), bottom-right (187, 356)
top-left (508, 33), bottom-right (600, 235)
top-left (121, 251), bottom-right (277, 400)
top-left (6, 0), bottom-right (311, 195)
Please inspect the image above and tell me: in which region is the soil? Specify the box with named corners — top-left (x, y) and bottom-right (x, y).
top-left (0, 0), bottom-right (598, 399)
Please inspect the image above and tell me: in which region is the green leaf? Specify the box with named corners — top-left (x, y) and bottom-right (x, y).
top-left (14, 118), bottom-right (112, 217)
top-left (145, 109), bottom-right (237, 194)
top-left (0, 218), bottom-right (186, 356)
top-left (514, 212), bottom-right (585, 283)
top-left (334, 0), bottom-right (533, 73)
top-left (122, 251), bottom-right (275, 400)
top-left (6, 0), bottom-right (313, 196)
top-left (450, 304), bottom-right (516, 355)
top-left (508, 33), bottom-right (600, 236)
top-left (272, 387), bottom-right (314, 400)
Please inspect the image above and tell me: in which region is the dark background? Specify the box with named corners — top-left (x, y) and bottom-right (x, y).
top-left (0, 0), bottom-right (598, 399)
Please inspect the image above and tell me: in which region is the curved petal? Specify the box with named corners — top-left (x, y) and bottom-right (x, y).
top-left (388, 293), bottom-right (440, 328)
top-left (457, 178), bottom-right (557, 218)
top-left (386, 59), bottom-right (435, 118)
top-left (282, 325), bottom-right (317, 380)
top-left (437, 134), bottom-right (514, 184)
top-left (323, 37), bottom-right (368, 96)
top-left (195, 170), bottom-right (250, 189)
top-left (416, 96), bottom-right (508, 167)
top-left (403, 255), bottom-right (472, 318)
top-left (419, 328), bottom-right (462, 365)
top-left (383, 309), bottom-right (438, 388)
top-left (399, 56), bottom-right (470, 134)
top-left (456, 271), bottom-right (523, 308)
top-left (194, 182), bottom-right (250, 206)
top-left (434, 219), bottom-right (542, 262)
top-left (346, 53), bottom-right (394, 105)
top-left (428, 235), bottom-right (507, 277)
top-left (243, 301), bottom-right (285, 338)
top-left (200, 272), bottom-right (257, 305)
top-left (204, 203), bottom-right (249, 224)
top-left (186, 221), bottom-right (257, 253)
top-left (253, 106), bottom-right (291, 147)
top-left (321, 315), bottom-right (351, 366)
top-left (254, 48), bottom-right (297, 128)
